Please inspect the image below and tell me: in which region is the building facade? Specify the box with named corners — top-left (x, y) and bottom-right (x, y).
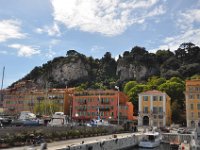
top-left (138, 90), bottom-right (171, 127)
top-left (185, 80), bottom-right (200, 127)
top-left (67, 90), bottom-right (134, 122)
top-left (3, 81), bottom-right (66, 115)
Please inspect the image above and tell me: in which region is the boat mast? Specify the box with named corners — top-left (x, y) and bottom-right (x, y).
top-left (1, 66), bottom-right (5, 92)
top-left (0, 66), bottom-right (5, 107)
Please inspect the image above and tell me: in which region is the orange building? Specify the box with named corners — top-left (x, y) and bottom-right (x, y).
top-left (65, 90), bottom-right (134, 123)
top-left (185, 80), bottom-right (200, 127)
top-left (3, 81), bottom-right (66, 115)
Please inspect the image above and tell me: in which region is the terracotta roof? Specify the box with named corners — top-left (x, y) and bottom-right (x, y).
top-left (139, 90), bottom-right (165, 95)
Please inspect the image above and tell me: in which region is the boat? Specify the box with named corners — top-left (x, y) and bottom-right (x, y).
top-left (11, 111), bottom-right (42, 126)
top-left (48, 112), bottom-right (68, 126)
top-left (139, 131), bottom-right (161, 148)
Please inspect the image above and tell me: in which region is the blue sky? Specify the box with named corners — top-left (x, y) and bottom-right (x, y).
top-left (0, 0), bottom-right (200, 88)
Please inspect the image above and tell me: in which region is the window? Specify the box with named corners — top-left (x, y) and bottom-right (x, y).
top-left (191, 112), bottom-right (194, 118)
top-left (197, 104), bottom-right (200, 110)
top-left (144, 96), bottom-right (148, 101)
top-left (144, 107), bottom-right (148, 113)
top-left (159, 96), bottom-right (163, 101)
top-left (189, 87), bottom-right (194, 92)
top-left (197, 94), bottom-right (200, 100)
top-left (153, 96), bottom-right (158, 101)
top-left (159, 107), bottom-right (163, 113)
top-left (153, 107), bottom-right (158, 114)
top-left (198, 112), bottom-right (200, 118)
top-left (191, 104), bottom-right (194, 110)
top-left (158, 115), bottom-right (163, 119)
top-left (189, 94), bottom-right (194, 99)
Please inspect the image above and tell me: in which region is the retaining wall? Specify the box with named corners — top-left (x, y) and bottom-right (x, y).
top-left (58, 134), bottom-right (143, 150)
top-left (162, 133), bottom-right (194, 143)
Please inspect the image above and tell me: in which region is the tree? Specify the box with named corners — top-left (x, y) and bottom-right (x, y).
top-left (158, 78), bottom-right (185, 123)
top-left (170, 100), bottom-right (186, 125)
top-left (147, 76), bottom-right (166, 89)
top-left (156, 50), bottom-right (174, 64)
top-left (97, 52), bottom-right (117, 82)
top-left (127, 84), bottom-right (148, 115)
top-left (34, 101), bottom-right (60, 115)
top-left (66, 50), bottom-right (80, 56)
top-left (158, 81), bottom-right (185, 102)
top-left (123, 81), bottom-right (138, 94)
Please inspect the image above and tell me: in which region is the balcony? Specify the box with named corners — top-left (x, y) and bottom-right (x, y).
top-left (99, 107), bottom-right (110, 111)
top-left (101, 101), bottom-right (110, 104)
top-left (78, 107), bottom-right (87, 111)
top-left (78, 101), bottom-right (87, 105)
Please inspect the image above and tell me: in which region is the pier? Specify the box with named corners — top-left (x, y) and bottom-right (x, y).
top-left (8, 133), bottom-right (143, 150)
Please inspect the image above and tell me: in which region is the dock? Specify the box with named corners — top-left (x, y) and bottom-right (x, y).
top-left (8, 133), bottom-right (144, 150)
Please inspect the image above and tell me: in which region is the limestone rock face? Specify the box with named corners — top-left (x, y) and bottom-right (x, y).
top-left (52, 59), bottom-right (90, 83)
top-left (116, 63), bottom-right (148, 81)
top-left (116, 59), bottom-right (158, 81)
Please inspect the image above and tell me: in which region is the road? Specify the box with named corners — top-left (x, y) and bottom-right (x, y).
top-left (9, 133), bottom-right (136, 150)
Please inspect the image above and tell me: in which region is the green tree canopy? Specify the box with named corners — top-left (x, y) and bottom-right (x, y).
top-left (147, 76), bottom-right (166, 89)
top-left (123, 81), bottom-right (138, 94)
top-left (34, 101), bottom-right (60, 115)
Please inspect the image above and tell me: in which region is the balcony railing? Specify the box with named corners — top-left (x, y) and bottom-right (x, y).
top-left (78, 107), bottom-right (87, 111)
top-left (99, 107), bottom-right (110, 111)
top-left (78, 101), bottom-right (87, 105)
top-left (101, 101), bottom-right (110, 104)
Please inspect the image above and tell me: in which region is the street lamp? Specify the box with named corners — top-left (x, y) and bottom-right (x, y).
top-left (115, 86), bottom-right (119, 126)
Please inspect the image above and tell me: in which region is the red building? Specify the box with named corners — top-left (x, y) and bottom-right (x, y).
top-left (67, 90), bottom-right (134, 122)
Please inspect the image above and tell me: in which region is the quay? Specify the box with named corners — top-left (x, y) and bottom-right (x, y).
top-left (9, 133), bottom-right (143, 150)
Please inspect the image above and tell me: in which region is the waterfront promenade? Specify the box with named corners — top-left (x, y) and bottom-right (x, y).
top-left (9, 133), bottom-right (141, 150)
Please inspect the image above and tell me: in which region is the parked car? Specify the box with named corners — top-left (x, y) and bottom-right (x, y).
top-left (177, 128), bottom-right (185, 134)
top-left (160, 127), bottom-right (170, 133)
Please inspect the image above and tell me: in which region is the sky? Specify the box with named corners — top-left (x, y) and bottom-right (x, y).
top-left (0, 0), bottom-right (200, 88)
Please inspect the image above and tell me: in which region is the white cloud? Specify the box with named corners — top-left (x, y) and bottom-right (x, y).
top-left (0, 20), bottom-right (25, 42)
top-left (8, 44), bottom-right (41, 57)
top-left (51, 0), bottom-right (165, 36)
top-left (151, 29), bottom-right (200, 52)
top-left (177, 9), bottom-right (200, 30)
top-left (50, 39), bottom-right (60, 45)
top-left (45, 48), bottom-right (56, 59)
top-left (151, 7), bottom-right (200, 53)
top-left (91, 45), bottom-right (105, 53)
top-left (36, 23), bottom-right (61, 36)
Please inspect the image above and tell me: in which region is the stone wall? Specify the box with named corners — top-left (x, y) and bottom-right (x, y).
top-left (61, 134), bottom-right (143, 150)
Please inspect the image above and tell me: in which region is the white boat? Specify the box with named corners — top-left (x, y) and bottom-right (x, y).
top-left (48, 112), bottom-right (68, 126)
top-left (139, 132), bottom-right (161, 148)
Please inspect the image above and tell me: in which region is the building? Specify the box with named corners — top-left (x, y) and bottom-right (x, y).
top-left (185, 80), bottom-right (200, 127)
top-left (66, 90), bottom-right (134, 123)
top-left (3, 81), bottom-right (66, 115)
top-left (138, 90), bottom-right (171, 127)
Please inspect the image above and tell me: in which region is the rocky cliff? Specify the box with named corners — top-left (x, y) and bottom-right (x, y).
top-left (10, 43), bottom-right (200, 89)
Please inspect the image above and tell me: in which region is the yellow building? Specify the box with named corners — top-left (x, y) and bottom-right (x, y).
top-left (185, 80), bottom-right (200, 127)
top-left (138, 90), bottom-right (171, 127)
